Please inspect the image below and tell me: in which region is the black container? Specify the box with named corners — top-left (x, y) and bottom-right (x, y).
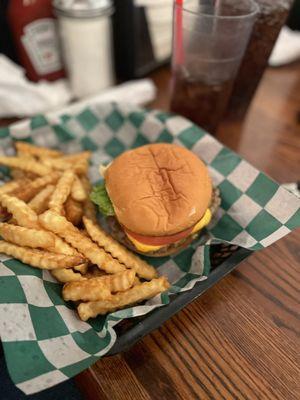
top-left (108, 244), bottom-right (251, 355)
top-left (113, 0), bottom-right (171, 80)
top-left (0, 0), bottom-right (19, 63)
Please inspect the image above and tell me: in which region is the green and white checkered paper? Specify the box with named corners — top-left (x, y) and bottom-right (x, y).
top-left (0, 103), bottom-right (299, 394)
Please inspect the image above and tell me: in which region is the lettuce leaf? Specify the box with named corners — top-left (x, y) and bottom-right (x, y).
top-left (90, 183), bottom-right (115, 216)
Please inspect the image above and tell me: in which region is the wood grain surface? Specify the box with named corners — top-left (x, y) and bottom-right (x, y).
top-left (1, 63), bottom-right (298, 399)
top-left (75, 63), bottom-right (300, 400)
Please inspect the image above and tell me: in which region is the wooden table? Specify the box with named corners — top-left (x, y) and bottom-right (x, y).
top-left (75, 63), bottom-right (300, 400)
top-left (0, 63), bottom-right (298, 399)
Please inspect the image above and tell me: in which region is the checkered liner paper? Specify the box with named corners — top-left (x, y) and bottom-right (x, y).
top-left (0, 102), bottom-right (299, 395)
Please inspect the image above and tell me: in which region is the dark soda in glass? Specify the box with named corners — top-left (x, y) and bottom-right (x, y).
top-left (227, 0), bottom-right (294, 119)
top-left (170, 70), bottom-right (234, 133)
top-left (170, 0), bottom-right (258, 134)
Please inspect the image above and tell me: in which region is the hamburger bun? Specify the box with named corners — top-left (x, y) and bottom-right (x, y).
top-left (105, 143), bottom-right (212, 236)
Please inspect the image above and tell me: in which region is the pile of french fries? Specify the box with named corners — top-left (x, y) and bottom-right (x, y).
top-left (0, 142), bottom-right (170, 321)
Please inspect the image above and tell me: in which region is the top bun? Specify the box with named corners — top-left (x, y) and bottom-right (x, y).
top-left (105, 143), bottom-right (212, 236)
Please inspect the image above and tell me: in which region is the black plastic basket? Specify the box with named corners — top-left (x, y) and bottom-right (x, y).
top-left (108, 244), bottom-right (251, 355)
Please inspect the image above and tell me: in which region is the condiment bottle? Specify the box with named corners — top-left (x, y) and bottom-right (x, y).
top-left (8, 0), bottom-right (65, 81)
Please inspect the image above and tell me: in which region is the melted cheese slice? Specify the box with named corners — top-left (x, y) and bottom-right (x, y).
top-left (126, 208), bottom-right (212, 253)
top-left (125, 233), bottom-right (164, 252)
top-left (191, 209), bottom-right (211, 234)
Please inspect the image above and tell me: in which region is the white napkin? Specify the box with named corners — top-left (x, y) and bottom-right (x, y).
top-left (0, 54), bottom-right (72, 118)
top-left (0, 54), bottom-right (157, 118)
top-left (269, 27), bottom-right (300, 67)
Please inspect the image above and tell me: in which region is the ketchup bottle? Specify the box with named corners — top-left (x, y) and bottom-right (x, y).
top-left (8, 0), bottom-right (65, 82)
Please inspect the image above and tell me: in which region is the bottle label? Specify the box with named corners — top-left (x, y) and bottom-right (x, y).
top-left (21, 18), bottom-right (63, 75)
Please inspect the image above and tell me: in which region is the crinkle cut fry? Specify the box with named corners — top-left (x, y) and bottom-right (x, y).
top-left (65, 197), bottom-right (83, 226)
top-left (0, 220), bottom-right (78, 255)
top-left (63, 278), bottom-right (112, 301)
top-left (51, 268), bottom-right (87, 283)
top-left (71, 175), bottom-right (87, 202)
top-left (74, 263), bottom-right (88, 274)
top-left (0, 222), bottom-right (54, 249)
top-left (0, 241), bottom-right (85, 270)
top-left (81, 176), bottom-right (97, 223)
top-left (83, 265), bottom-right (106, 279)
top-left (10, 154), bottom-right (37, 180)
top-left (63, 270), bottom-right (136, 301)
top-left (0, 182), bottom-right (27, 220)
top-left (0, 180), bottom-right (24, 195)
top-left (41, 157), bottom-right (88, 175)
top-left (10, 169), bottom-right (29, 180)
top-left (48, 235), bottom-right (79, 256)
top-left (77, 276), bottom-right (170, 320)
top-left (97, 269), bottom-right (136, 292)
top-left (15, 141), bottom-right (62, 158)
top-left (62, 151), bottom-right (91, 163)
top-left (39, 210), bottom-right (125, 274)
top-left (0, 193), bottom-right (40, 229)
top-left (0, 181), bottom-right (28, 219)
top-left (14, 172), bottom-right (60, 202)
top-left (28, 184), bottom-right (55, 214)
top-left (49, 170), bottom-right (75, 214)
top-left (0, 156), bottom-right (52, 176)
top-left (83, 217), bottom-right (157, 280)
top-left (73, 159), bottom-right (88, 175)
top-left (41, 157), bottom-right (72, 171)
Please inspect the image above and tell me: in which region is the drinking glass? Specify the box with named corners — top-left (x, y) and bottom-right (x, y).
top-left (226, 0), bottom-right (294, 119)
top-left (170, 0), bottom-right (259, 133)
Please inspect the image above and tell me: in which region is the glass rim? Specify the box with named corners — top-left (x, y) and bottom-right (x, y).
top-left (176, 0), bottom-right (260, 20)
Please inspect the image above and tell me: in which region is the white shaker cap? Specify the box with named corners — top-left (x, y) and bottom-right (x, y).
top-left (52, 0), bottom-right (113, 18)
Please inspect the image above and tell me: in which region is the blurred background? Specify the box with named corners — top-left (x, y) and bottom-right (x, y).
top-left (0, 0), bottom-right (299, 128)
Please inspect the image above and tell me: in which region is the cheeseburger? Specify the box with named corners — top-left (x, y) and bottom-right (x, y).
top-left (91, 143), bottom-right (220, 257)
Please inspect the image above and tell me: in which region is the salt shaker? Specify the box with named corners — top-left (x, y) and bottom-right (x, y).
top-left (53, 0), bottom-right (114, 99)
